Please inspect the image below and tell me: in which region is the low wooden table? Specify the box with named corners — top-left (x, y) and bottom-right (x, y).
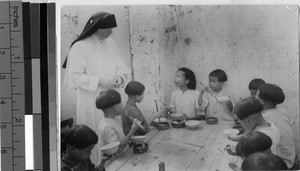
top-left (107, 121), bottom-right (241, 171)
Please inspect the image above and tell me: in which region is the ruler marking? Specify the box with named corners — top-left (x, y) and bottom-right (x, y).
top-left (8, 5), bottom-right (14, 171)
top-left (2, 2), bottom-right (25, 170)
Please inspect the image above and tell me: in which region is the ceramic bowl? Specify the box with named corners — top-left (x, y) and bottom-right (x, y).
top-left (185, 120), bottom-right (201, 130)
top-left (205, 117), bottom-right (218, 124)
top-left (99, 141), bottom-right (120, 155)
top-left (133, 143), bottom-right (148, 154)
top-left (153, 118), bottom-right (168, 125)
top-left (156, 122), bottom-right (170, 130)
top-left (223, 129), bottom-right (239, 137)
top-left (131, 135), bottom-right (147, 144)
top-left (171, 119), bottom-right (186, 128)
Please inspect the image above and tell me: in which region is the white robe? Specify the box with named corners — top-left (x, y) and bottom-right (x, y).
top-left (64, 35), bottom-right (130, 132)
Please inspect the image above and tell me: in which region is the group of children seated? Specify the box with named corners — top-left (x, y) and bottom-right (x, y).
top-left (61, 67), bottom-right (297, 171)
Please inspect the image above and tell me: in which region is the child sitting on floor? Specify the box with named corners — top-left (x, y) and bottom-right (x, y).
top-left (248, 78), bottom-right (265, 98)
top-left (122, 81), bottom-right (150, 136)
top-left (61, 124), bottom-right (109, 171)
top-left (257, 83), bottom-right (296, 169)
top-left (241, 152), bottom-right (288, 170)
top-left (234, 97), bottom-right (280, 156)
top-left (95, 89), bottom-right (140, 166)
top-left (166, 67), bottom-right (205, 120)
top-left (198, 69), bottom-right (234, 121)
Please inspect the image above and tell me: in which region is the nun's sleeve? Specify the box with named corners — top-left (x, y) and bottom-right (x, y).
top-left (66, 42), bottom-right (101, 92)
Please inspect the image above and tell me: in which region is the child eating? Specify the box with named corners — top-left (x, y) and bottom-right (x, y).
top-left (234, 97), bottom-right (280, 156)
top-left (95, 89), bottom-right (140, 166)
top-left (167, 67), bottom-right (205, 120)
top-left (198, 69), bottom-right (234, 121)
top-left (248, 78), bottom-right (265, 98)
top-left (61, 124), bottom-right (108, 171)
top-left (257, 83), bottom-right (295, 168)
top-left (241, 152), bottom-right (288, 170)
top-left (122, 81), bottom-right (149, 136)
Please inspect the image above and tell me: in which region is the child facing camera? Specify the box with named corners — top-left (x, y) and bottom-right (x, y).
top-left (95, 89), bottom-right (140, 166)
top-left (198, 69), bottom-right (235, 121)
top-left (122, 81), bottom-right (150, 136)
top-left (257, 83), bottom-right (296, 168)
top-left (61, 124), bottom-right (108, 171)
top-left (166, 67), bottom-right (205, 120)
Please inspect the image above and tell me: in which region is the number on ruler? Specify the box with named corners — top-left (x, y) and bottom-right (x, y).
top-left (1, 149), bottom-right (8, 154)
top-left (0, 125), bottom-right (7, 129)
top-left (15, 118), bottom-right (22, 123)
top-left (0, 50), bottom-right (5, 55)
top-left (0, 75), bottom-right (6, 79)
top-left (0, 100), bottom-right (6, 104)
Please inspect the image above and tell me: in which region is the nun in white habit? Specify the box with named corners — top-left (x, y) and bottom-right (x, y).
top-left (63, 12), bottom-right (130, 132)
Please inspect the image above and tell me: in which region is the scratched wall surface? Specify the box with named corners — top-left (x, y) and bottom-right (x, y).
top-left (60, 6), bottom-right (131, 121)
top-left (129, 6), bottom-right (162, 121)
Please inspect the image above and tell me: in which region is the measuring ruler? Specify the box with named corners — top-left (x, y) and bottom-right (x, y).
top-left (0, 1), bottom-right (25, 171)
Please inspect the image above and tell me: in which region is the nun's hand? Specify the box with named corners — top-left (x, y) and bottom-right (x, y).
top-left (98, 78), bottom-right (114, 89)
top-left (112, 75), bottom-right (123, 88)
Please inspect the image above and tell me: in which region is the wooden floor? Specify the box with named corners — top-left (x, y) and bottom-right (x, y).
top-left (106, 121), bottom-right (241, 171)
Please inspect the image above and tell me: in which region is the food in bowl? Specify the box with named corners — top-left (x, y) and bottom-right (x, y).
top-left (171, 119), bottom-right (186, 128)
top-left (225, 144), bottom-right (237, 155)
top-left (153, 118), bottom-right (167, 124)
top-left (131, 135), bottom-right (147, 144)
top-left (205, 117), bottom-right (218, 124)
top-left (223, 129), bottom-right (239, 137)
top-left (99, 141), bottom-right (120, 155)
top-left (185, 120), bottom-right (201, 130)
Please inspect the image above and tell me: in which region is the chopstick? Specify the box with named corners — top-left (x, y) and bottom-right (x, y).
top-left (207, 91), bottom-right (219, 102)
top-left (154, 100), bottom-right (160, 122)
top-left (154, 100), bottom-right (159, 112)
top-left (129, 115), bottom-right (146, 131)
top-left (198, 81), bottom-right (219, 102)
